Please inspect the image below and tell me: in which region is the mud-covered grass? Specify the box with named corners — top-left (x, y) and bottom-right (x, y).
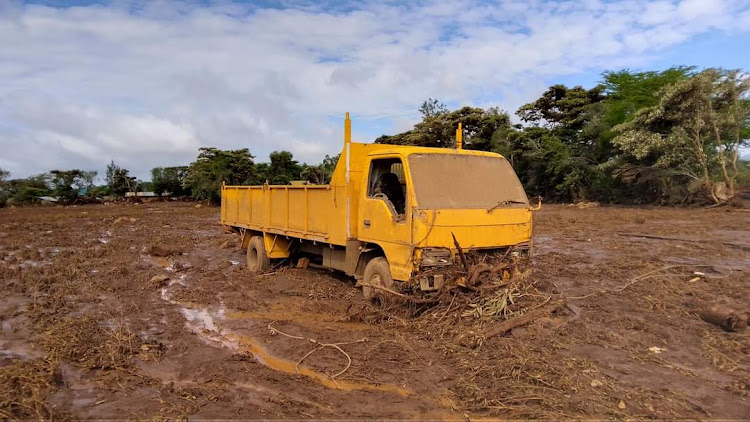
top-left (0, 358), bottom-right (59, 420)
top-left (0, 202), bottom-right (748, 419)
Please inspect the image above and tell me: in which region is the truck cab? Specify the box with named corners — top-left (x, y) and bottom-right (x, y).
top-left (355, 147), bottom-right (533, 300)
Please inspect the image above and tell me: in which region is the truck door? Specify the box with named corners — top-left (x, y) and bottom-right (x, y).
top-left (358, 156), bottom-right (413, 280)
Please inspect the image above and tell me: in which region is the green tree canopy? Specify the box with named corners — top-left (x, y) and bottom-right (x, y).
top-left (517, 85), bottom-right (605, 132)
top-left (419, 98), bottom-right (448, 118)
top-left (4, 174), bottom-right (50, 204)
top-left (300, 154), bottom-right (339, 184)
top-left (612, 68), bottom-right (749, 203)
top-left (376, 106), bottom-right (511, 150)
top-left (185, 147), bottom-right (255, 203)
top-left (0, 168), bottom-right (9, 206)
top-left (266, 151), bottom-right (302, 185)
top-left (106, 161), bottom-right (136, 197)
top-left (151, 166), bottom-right (190, 196)
top-left (49, 169), bottom-right (83, 201)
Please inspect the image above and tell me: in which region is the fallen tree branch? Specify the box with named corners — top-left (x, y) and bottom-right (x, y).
top-left (697, 306), bottom-right (748, 332)
top-left (452, 232), bottom-right (469, 273)
top-left (356, 282), bottom-right (439, 304)
top-left (481, 299), bottom-right (566, 341)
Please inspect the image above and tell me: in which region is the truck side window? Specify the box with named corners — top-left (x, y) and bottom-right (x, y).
top-left (368, 158), bottom-right (406, 216)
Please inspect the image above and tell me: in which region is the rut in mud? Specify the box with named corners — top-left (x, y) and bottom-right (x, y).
top-left (1, 202), bottom-right (748, 419)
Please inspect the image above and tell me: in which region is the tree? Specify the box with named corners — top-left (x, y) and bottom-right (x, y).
top-left (612, 69), bottom-right (749, 203)
top-left (5, 174), bottom-right (50, 204)
top-left (185, 147), bottom-right (256, 203)
top-left (492, 126), bottom-right (599, 202)
top-left (510, 69), bottom-right (705, 204)
top-left (300, 154), bottom-right (339, 184)
top-left (106, 161), bottom-right (136, 197)
top-left (105, 161), bottom-right (121, 187)
top-left (419, 98), bottom-right (448, 118)
top-left (376, 106), bottom-right (511, 150)
top-left (49, 169), bottom-right (83, 201)
top-left (266, 151), bottom-right (302, 185)
top-left (517, 85), bottom-right (605, 132)
top-left (152, 166), bottom-right (190, 196)
top-left (77, 170), bottom-right (97, 197)
top-left (712, 69), bottom-right (750, 200)
top-left (0, 168), bottom-right (8, 207)
top-left (254, 163), bottom-right (269, 184)
top-left (600, 67), bottom-right (696, 127)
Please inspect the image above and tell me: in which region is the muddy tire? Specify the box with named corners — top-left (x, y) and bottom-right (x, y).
top-left (247, 236), bottom-right (270, 273)
top-left (362, 257), bottom-right (394, 306)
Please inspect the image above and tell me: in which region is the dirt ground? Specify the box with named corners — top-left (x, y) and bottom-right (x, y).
top-left (1, 202), bottom-right (748, 420)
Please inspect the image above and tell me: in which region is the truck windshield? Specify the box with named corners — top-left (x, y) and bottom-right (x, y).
top-left (408, 154), bottom-right (528, 209)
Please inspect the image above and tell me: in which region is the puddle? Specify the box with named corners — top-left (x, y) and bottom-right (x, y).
top-left (226, 309), bottom-right (369, 332)
top-left (227, 332), bottom-right (411, 395)
top-left (159, 283), bottom-right (410, 396)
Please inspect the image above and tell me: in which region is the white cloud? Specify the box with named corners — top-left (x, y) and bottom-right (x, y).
top-left (0, 0), bottom-right (748, 178)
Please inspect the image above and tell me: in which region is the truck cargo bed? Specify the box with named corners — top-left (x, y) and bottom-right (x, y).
top-left (221, 183), bottom-right (347, 245)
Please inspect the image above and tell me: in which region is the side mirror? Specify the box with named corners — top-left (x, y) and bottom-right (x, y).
top-left (529, 196), bottom-right (543, 211)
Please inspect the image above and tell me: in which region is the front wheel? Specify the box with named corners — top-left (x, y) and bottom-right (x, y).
top-left (246, 236), bottom-right (270, 273)
top-left (362, 257), bottom-right (394, 306)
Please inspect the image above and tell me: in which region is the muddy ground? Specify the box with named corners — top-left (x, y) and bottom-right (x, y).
top-left (1, 202), bottom-right (748, 420)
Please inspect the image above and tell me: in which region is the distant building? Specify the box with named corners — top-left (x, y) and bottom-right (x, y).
top-left (125, 191), bottom-right (158, 197)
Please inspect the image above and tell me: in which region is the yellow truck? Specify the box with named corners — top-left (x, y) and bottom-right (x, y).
top-left (221, 114), bottom-right (537, 302)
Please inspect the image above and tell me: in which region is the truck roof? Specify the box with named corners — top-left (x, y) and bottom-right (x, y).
top-left (354, 142), bottom-right (506, 159)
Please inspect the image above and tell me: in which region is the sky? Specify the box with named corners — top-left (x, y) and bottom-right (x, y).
top-left (0, 0), bottom-right (749, 180)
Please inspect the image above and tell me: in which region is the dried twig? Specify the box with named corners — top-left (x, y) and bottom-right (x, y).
top-left (437, 292), bottom-right (458, 322)
top-left (267, 322), bottom-right (367, 379)
top-left (357, 282), bottom-right (439, 304)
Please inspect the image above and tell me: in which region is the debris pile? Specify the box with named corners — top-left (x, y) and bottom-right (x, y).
top-left (351, 250), bottom-right (564, 350)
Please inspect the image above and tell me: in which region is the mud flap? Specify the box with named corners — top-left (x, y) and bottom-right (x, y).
top-left (263, 233), bottom-right (291, 258)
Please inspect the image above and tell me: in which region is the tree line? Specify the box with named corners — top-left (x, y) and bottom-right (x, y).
top-left (378, 67), bottom-right (749, 205)
top-left (0, 150), bottom-right (338, 206)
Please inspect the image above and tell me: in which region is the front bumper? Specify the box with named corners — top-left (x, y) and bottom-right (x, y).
top-left (413, 243), bottom-right (532, 292)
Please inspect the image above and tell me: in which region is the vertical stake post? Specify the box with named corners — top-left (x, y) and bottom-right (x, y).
top-left (456, 122), bottom-right (463, 150)
top-left (345, 112), bottom-right (352, 239)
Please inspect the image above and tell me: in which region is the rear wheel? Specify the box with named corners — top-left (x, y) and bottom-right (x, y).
top-left (362, 257), bottom-right (394, 306)
top-left (247, 236), bottom-right (270, 273)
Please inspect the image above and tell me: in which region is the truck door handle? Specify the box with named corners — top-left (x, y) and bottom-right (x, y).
top-left (363, 219), bottom-right (371, 228)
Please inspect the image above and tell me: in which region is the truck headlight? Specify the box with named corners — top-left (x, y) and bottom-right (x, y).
top-left (420, 249), bottom-right (452, 267)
